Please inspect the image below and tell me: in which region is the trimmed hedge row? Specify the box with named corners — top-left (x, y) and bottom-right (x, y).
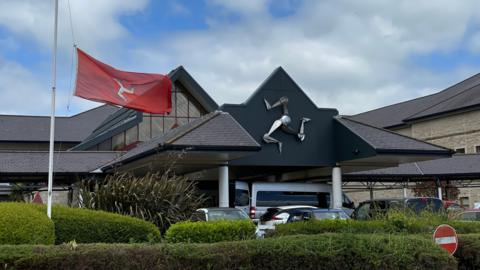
top-left (39, 205), bottom-right (161, 244)
top-left (0, 234), bottom-right (457, 270)
top-left (165, 220), bottom-right (256, 243)
top-left (0, 203), bottom-right (160, 244)
top-left (271, 219), bottom-right (480, 237)
top-left (0, 203), bottom-right (55, 245)
top-left (456, 234), bottom-right (480, 270)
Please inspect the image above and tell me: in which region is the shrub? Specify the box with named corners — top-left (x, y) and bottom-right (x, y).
top-left (0, 203), bottom-right (55, 245)
top-left (165, 220), bottom-right (256, 243)
top-left (0, 234), bottom-right (456, 270)
top-left (456, 234), bottom-right (480, 270)
top-left (271, 218), bottom-right (480, 237)
top-left (79, 172), bottom-right (206, 233)
top-left (33, 204), bottom-right (160, 244)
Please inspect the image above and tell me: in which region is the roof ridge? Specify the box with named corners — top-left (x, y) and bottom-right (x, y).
top-left (352, 72), bottom-right (480, 120)
top-left (165, 111), bottom-right (222, 144)
top-left (405, 75), bottom-right (480, 120)
top-left (340, 116), bottom-right (453, 152)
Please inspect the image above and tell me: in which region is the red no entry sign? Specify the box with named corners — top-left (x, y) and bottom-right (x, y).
top-left (433, 224), bottom-right (458, 255)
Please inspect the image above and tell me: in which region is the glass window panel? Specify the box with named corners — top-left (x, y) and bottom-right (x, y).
top-left (164, 117), bottom-right (176, 133)
top-left (169, 92), bottom-right (176, 117)
top-left (139, 116), bottom-right (151, 141)
top-left (152, 116), bottom-right (164, 138)
top-left (189, 100), bottom-right (201, 117)
top-left (125, 126), bottom-right (138, 146)
top-left (112, 132), bottom-right (125, 151)
top-left (98, 138), bottom-right (112, 151)
top-left (177, 117), bottom-right (188, 127)
top-left (176, 92), bottom-right (188, 117)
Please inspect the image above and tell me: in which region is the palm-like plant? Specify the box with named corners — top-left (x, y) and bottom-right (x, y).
top-left (78, 172), bottom-right (206, 233)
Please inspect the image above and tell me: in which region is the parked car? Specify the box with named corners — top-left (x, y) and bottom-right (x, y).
top-left (455, 209), bottom-right (480, 221)
top-left (192, 207), bottom-right (251, 222)
top-left (235, 181), bottom-right (355, 220)
top-left (258, 205), bottom-right (318, 231)
top-left (258, 207), bottom-right (349, 232)
top-left (353, 197), bottom-right (444, 220)
top-left (444, 200), bottom-right (463, 212)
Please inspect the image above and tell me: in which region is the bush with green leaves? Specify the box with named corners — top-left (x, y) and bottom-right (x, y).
top-left (456, 234), bottom-right (480, 270)
top-left (271, 214), bottom-right (480, 237)
top-left (79, 172), bottom-right (205, 233)
top-left (0, 203), bottom-right (55, 245)
top-left (42, 205), bottom-right (160, 244)
top-left (0, 234), bottom-right (457, 270)
top-left (165, 220), bottom-right (256, 243)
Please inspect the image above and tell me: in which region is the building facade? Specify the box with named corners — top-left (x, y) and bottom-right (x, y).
top-left (350, 73), bottom-right (480, 207)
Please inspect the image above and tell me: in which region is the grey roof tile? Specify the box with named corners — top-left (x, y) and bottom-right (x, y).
top-left (336, 116), bottom-right (451, 153)
top-left (0, 105), bottom-right (119, 142)
top-left (103, 111), bottom-right (260, 168)
top-left (350, 73), bottom-right (480, 128)
top-left (0, 151), bottom-right (121, 173)
top-left (347, 154), bottom-right (480, 177)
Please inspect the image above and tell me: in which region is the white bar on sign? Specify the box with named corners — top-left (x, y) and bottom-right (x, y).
top-left (435, 236), bottom-right (457, 245)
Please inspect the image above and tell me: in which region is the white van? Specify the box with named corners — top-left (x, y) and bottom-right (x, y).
top-left (234, 181), bottom-right (354, 220)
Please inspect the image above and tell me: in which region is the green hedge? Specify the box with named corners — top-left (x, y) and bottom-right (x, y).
top-left (45, 205), bottom-right (161, 244)
top-left (271, 219), bottom-right (480, 237)
top-left (0, 203), bottom-right (55, 245)
top-left (0, 234), bottom-right (457, 270)
top-left (456, 234), bottom-right (480, 270)
top-left (165, 220), bottom-right (256, 243)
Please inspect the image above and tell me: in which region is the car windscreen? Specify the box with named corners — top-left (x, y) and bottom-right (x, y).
top-left (256, 191), bottom-right (330, 208)
top-left (460, 212), bottom-right (480, 221)
top-left (313, 211), bottom-right (349, 220)
top-left (406, 198), bottom-right (443, 213)
top-left (235, 189), bottom-right (250, 206)
top-left (207, 209), bottom-right (249, 221)
top-left (260, 208), bottom-right (280, 221)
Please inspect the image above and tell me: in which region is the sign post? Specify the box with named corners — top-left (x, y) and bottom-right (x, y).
top-left (433, 224), bottom-right (458, 255)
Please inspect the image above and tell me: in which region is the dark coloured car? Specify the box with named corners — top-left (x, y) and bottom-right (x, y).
top-left (353, 197), bottom-right (444, 220)
top-left (456, 210), bottom-right (480, 221)
top-left (192, 207), bottom-right (250, 221)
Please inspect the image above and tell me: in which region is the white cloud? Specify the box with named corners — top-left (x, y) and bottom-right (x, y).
top-left (131, 0), bottom-right (480, 114)
top-left (2, 0), bottom-right (480, 116)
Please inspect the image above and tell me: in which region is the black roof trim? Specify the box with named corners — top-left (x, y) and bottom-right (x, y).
top-left (169, 66), bottom-right (218, 111)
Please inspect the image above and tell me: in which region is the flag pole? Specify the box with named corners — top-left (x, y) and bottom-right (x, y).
top-left (47, 0), bottom-right (59, 219)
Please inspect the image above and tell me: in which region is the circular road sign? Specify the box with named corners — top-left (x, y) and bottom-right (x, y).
top-left (433, 224), bottom-right (458, 255)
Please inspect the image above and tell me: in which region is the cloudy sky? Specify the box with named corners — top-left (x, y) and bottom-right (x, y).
top-left (1, 0), bottom-right (480, 116)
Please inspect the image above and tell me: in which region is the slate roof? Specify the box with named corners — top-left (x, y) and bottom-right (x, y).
top-left (350, 73), bottom-right (480, 128)
top-left (0, 105), bottom-right (119, 142)
top-left (0, 151), bottom-right (121, 173)
top-left (102, 111), bottom-right (260, 168)
top-left (335, 116), bottom-right (452, 154)
top-left (346, 154), bottom-right (480, 179)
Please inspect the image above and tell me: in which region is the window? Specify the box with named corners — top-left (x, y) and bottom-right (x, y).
top-left (255, 191), bottom-right (330, 208)
top-left (139, 115), bottom-right (151, 141)
top-left (455, 148), bottom-right (466, 154)
top-left (460, 196), bottom-right (470, 208)
top-left (125, 126), bottom-right (138, 146)
top-left (112, 132), bottom-right (125, 151)
top-left (476, 145), bottom-right (480, 153)
top-left (355, 203), bottom-right (371, 220)
top-left (124, 82), bottom-right (207, 142)
top-left (151, 116), bottom-right (164, 137)
top-left (235, 190), bottom-right (249, 206)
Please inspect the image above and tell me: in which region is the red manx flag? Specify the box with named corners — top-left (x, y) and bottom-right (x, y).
top-left (74, 48), bottom-right (172, 114)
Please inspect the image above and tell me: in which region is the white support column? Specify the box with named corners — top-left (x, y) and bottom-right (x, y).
top-left (218, 165), bottom-right (229, 207)
top-left (438, 186), bottom-right (443, 201)
top-left (403, 187), bottom-right (408, 199)
top-left (332, 166), bottom-right (342, 209)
